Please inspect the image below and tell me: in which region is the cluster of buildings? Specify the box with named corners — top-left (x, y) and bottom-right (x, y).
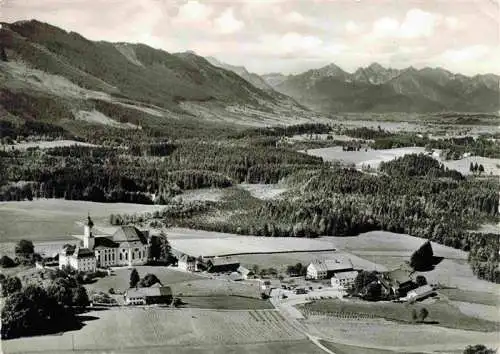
top-left (59, 216), bottom-right (151, 272)
top-left (306, 258), bottom-right (359, 290)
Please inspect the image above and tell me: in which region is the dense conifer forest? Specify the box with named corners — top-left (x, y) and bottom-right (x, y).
top-left (0, 123), bottom-right (499, 282)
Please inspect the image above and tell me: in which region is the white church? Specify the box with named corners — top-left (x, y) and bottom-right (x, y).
top-left (59, 215), bottom-right (150, 272)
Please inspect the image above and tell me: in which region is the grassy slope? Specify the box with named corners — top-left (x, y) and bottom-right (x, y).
top-left (2, 307), bottom-right (309, 353)
top-left (0, 20), bottom-right (297, 140)
top-left (299, 299), bottom-right (498, 332)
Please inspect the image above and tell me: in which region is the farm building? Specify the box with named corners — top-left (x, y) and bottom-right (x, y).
top-left (124, 286), bottom-right (173, 305)
top-left (380, 268), bottom-right (417, 297)
top-left (405, 285), bottom-right (435, 302)
top-left (59, 245), bottom-right (97, 272)
top-left (206, 257), bottom-right (240, 273)
top-left (306, 258), bottom-right (353, 279)
top-left (60, 215), bottom-right (152, 271)
top-left (178, 254), bottom-right (198, 272)
top-left (237, 266), bottom-right (254, 279)
top-left (331, 270), bottom-right (358, 289)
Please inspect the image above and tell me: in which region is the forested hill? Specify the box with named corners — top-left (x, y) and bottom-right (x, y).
top-left (0, 20), bottom-right (311, 142)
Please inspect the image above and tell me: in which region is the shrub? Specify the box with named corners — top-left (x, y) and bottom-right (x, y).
top-left (0, 255), bottom-right (16, 268)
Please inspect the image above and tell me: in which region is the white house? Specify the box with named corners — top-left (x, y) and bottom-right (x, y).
top-left (178, 254), bottom-right (197, 272)
top-left (331, 270), bottom-right (358, 289)
top-left (59, 246), bottom-right (97, 273)
top-left (306, 258), bottom-right (354, 280)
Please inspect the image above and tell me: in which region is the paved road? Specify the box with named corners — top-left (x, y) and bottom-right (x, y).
top-left (270, 290), bottom-right (342, 354)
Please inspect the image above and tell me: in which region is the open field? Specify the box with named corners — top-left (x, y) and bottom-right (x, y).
top-left (319, 340), bottom-right (429, 354)
top-left (236, 251), bottom-right (387, 272)
top-left (173, 188), bottom-right (225, 202)
top-left (5, 140), bottom-right (99, 150)
top-left (307, 318), bottom-right (493, 353)
top-left (238, 184), bottom-right (287, 200)
top-left (299, 298), bottom-right (498, 332)
top-left (0, 199), bottom-right (162, 243)
top-left (439, 288), bottom-right (500, 306)
top-left (329, 231), bottom-right (467, 260)
top-left (443, 156), bottom-right (500, 176)
top-left (171, 279), bottom-right (263, 298)
top-left (1, 341), bottom-right (326, 354)
top-left (2, 307), bottom-right (311, 353)
top-left (450, 301), bottom-right (500, 323)
top-left (170, 234), bottom-right (335, 257)
top-left (84, 266), bottom-right (204, 294)
top-left (178, 296), bottom-right (274, 310)
top-left (306, 146), bottom-right (500, 175)
top-left (306, 146), bottom-right (427, 168)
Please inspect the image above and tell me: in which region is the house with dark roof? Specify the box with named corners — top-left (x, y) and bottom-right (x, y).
top-left (59, 216), bottom-right (152, 271)
top-left (125, 286), bottom-right (173, 305)
top-left (379, 267), bottom-right (417, 298)
top-left (206, 257), bottom-right (240, 273)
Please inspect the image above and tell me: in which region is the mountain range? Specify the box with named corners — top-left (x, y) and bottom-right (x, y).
top-left (0, 19), bottom-right (498, 139)
top-left (0, 20), bottom-right (310, 137)
top-left (261, 63), bottom-right (499, 113)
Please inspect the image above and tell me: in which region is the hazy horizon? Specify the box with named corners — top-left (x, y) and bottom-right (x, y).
top-left (1, 0), bottom-right (498, 76)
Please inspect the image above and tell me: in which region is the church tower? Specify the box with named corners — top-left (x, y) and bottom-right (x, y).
top-left (83, 214), bottom-right (95, 250)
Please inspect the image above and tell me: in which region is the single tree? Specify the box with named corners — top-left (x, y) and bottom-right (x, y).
top-left (411, 308), bottom-right (418, 323)
top-left (138, 273), bottom-right (161, 287)
top-left (15, 240), bottom-right (34, 257)
top-left (410, 241), bottom-right (434, 271)
top-left (129, 268), bottom-right (140, 288)
top-left (419, 308), bottom-right (429, 322)
top-left (469, 162), bottom-right (474, 173)
top-left (0, 255), bottom-right (16, 268)
top-left (478, 164), bottom-right (485, 175)
top-left (72, 286), bottom-right (89, 308)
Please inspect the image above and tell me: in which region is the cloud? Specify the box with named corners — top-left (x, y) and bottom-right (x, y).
top-left (371, 9), bottom-right (440, 39)
top-left (214, 8), bottom-right (244, 34)
top-left (284, 11), bottom-right (307, 24)
top-left (345, 21), bottom-right (361, 34)
top-left (171, 0), bottom-right (213, 28)
top-left (441, 45), bottom-right (491, 63)
top-left (444, 16), bottom-right (461, 30)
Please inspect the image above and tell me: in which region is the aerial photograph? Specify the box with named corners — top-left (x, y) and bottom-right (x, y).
top-left (0, 0), bottom-right (498, 353)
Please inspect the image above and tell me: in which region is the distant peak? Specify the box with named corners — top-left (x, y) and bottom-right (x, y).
top-left (367, 62), bottom-right (385, 71)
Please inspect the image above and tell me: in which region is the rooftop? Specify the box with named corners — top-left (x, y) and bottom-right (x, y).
top-left (74, 246), bottom-right (95, 259)
top-left (112, 226), bottom-right (148, 245)
top-left (333, 270), bottom-right (358, 280)
top-left (126, 286), bottom-right (172, 298)
top-left (209, 257), bottom-right (240, 266)
top-left (311, 258), bottom-right (353, 273)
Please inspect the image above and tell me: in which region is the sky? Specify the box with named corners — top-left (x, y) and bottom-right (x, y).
top-left (0, 0), bottom-right (499, 75)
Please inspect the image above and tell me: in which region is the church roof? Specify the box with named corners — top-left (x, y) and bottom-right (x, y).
top-left (112, 226), bottom-right (148, 245)
top-left (74, 246), bottom-right (95, 259)
top-left (94, 237), bottom-right (119, 249)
